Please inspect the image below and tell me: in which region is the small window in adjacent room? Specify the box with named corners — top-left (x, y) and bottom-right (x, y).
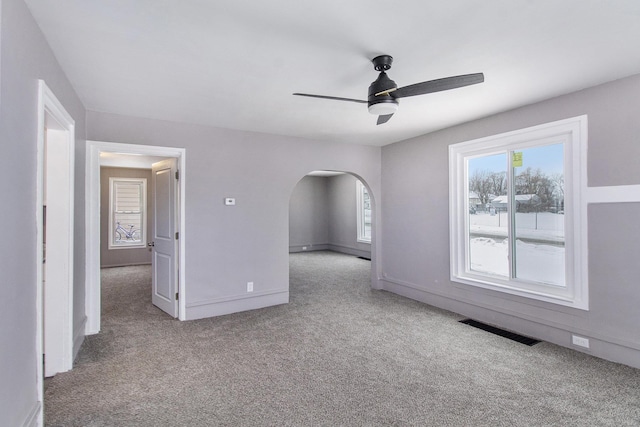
top-left (449, 116), bottom-right (588, 309)
top-left (109, 177), bottom-right (146, 249)
top-left (357, 180), bottom-right (372, 243)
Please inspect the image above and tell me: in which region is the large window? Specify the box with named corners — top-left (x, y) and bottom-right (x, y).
top-left (449, 116), bottom-right (588, 309)
top-left (109, 177), bottom-right (146, 249)
top-left (357, 180), bottom-right (372, 243)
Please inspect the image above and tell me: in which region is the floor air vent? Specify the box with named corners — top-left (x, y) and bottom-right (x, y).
top-left (459, 319), bottom-right (541, 346)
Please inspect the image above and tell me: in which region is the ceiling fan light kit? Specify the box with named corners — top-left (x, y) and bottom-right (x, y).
top-left (293, 54), bottom-right (484, 125)
top-left (368, 100), bottom-right (398, 116)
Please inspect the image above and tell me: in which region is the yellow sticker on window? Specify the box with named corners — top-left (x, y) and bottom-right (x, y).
top-left (512, 152), bottom-right (523, 167)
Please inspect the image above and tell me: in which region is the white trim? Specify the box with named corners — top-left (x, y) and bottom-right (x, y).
top-left (327, 243), bottom-right (371, 259)
top-left (85, 140), bottom-right (187, 333)
top-left (586, 184), bottom-right (640, 204)
top-left (449, 115), bottom-right (588, 310)
top-left (185, 290), bottom-right (289, 320)
top-left (73, 315), bottom-right (87, 360)
top-left (356, 180), bottom-right (372, 244)
top-left (186, 288), bottom-right (289, 307)
top-left (35, 80), bottom-right (75, 427)
top-left (21, 401), bottom-right (41, 427)
top-left (101, 261), bottom-right (153, 268)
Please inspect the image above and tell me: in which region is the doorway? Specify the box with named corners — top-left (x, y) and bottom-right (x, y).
top-left (99, 155), bottom-right (180, 317)
top-left (85, 141), bottom-right (186, 335)
top-left (288, 170), bottom-right (376, 282)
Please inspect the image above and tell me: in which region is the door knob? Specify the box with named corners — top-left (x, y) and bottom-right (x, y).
top-left (147, 242), bottom-right (155, 247)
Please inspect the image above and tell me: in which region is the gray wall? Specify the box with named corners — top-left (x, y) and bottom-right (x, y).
top-left (327, 174), bottom-right (372, 258)
top-left (86, 111), bottom-right (382, 321)
top-left (289, 176), bottom-right (329, 251)
top-left (380, 73), bottom-right (640, 368)
top-left (289, 174), bottom-right (372, 258)
top-left (0, 0), bottom-right (87, 424)
top-left (100, 167), bottom-right (153, 268)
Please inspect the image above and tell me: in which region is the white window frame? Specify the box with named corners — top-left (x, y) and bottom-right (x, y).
top-left (108, 177), bottom-right (147, 249)
top-left (356, 180), bottom-right (372, 244)
top-left (449, 116), bottom-right (588, 310)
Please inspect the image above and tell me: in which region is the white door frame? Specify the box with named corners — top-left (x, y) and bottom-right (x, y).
top-left (35, 80), bottom-right (75, 414)
top-left (85, 140), bottom-right (186, 334)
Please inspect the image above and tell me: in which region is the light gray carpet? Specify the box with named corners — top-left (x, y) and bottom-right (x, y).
top-left (44, 251), bottom-right (640, 426)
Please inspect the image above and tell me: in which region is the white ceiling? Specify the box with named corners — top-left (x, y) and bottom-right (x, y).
top-left (99, 152), bottom-right (168, 169)
top-left (25, 1), bottom-right (640, 146)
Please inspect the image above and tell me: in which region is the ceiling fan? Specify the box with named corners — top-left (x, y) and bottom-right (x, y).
top-left (293, 55), bottom-right (484, 125)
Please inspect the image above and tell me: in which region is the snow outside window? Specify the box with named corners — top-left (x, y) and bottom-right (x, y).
top-left (109, 177), bottom-right (147, 249)
top-left (357, 180), bottom-right (372, 243)
top-left (449, 116), bottom-right (588, 309)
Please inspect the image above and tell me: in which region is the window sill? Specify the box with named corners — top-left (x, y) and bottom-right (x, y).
top-left (108, 244), bottom-right (147, 250)
top-left (451, 274), bottom-right (588, 310)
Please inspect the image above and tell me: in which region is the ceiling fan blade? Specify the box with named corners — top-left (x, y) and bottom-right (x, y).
top-left (293, 93), bottom-right (367, 104)
top-left (377, 114), bottom-right (394, 125)
top-left (391, 73), bottom-right (484, 99)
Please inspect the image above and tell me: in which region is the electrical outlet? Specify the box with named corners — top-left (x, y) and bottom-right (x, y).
top-left (247, 281), bottom-right (253, 292)
top-left (572, 335), bottom-right (590, 348)
top-left (302, 246), bottom-right (307, 250)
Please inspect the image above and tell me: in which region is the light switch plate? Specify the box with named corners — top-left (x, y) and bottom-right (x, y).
top-left (224, 198), bottom-right (236, 206)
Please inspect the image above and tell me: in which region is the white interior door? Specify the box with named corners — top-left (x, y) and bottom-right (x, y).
top-left (151, 158), bottom-right (179, 317)
top-left (43, 127), bottom-right (74, 376)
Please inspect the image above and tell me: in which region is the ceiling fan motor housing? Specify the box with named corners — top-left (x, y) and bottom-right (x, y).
top-left (368, 71), bottom-right (398, 115)
top-left (372, 54), bottom-right (393, 71)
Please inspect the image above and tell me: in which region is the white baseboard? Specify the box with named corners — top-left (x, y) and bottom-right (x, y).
top-left (73, 315), bottom-right (87, 361)
top-left (327, 244), bottom-right (371, 259)
top-left (289, 243), bottom-right (329, 253)
top-left (100, 262), bottom-right (152, 268)
top-left (186, 289), bottom-right (289, 320)
top-left (381, 276), bottom-right (640, 369)
top-left (289, 244), bottom-right (371, 259)
top-left (22, 401), bottom-right (40, 427)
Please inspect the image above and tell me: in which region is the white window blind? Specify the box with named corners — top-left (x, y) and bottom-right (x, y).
top-left (109, 177), bottom-right (146, 249)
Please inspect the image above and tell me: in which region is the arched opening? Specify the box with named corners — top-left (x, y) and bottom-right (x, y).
top-left (288, 170), bottom-right (376, 297)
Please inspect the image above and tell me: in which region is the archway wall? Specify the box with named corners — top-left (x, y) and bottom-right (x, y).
top-left (289, 175), bottom-right (331, 253)
top-left (326, 173), bottom-right (373, 258)
top-left (86, 111), bottom-right (382, 320)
